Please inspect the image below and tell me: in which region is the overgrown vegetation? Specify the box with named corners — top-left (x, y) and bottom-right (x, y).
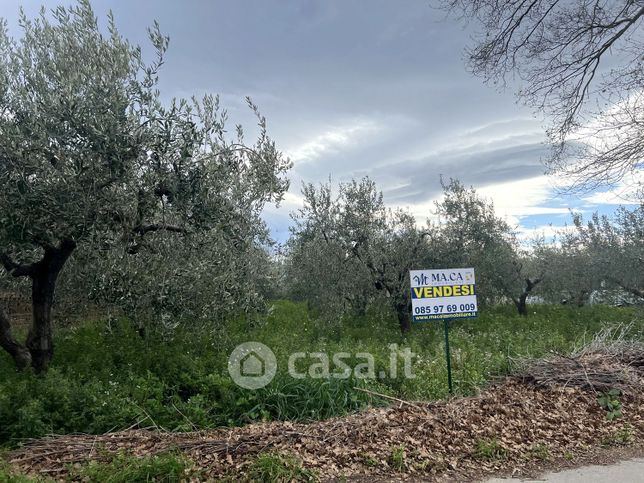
top-left (0, 451), bottom-right (194, 482)
top-left (0, 301), bottom-right (639, 447)
top-left (286, 176), bottom-right (644, 329)
top-left (0, 0), bottom-right (290, 373)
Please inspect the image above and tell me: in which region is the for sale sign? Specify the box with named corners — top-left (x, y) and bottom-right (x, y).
top-left (410, 268), bottom-right (477, 322)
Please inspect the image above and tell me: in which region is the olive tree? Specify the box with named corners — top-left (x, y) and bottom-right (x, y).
top-left (285, 181), bottom-right (370, 317)
top-left (570, 205), bottom-right (644, 301)
top-left (0, 1), bottom-right (290, 372)
top-left (288, 178), bottom-right (431, 333)
top-left (434, 179), bottom-right (544, 315)
top-left (536, 231), bottom-right (599, 306)
top-left (441, 0), bottom-right (644, 192)
top-left (59, 228), bottom-right (277, 333)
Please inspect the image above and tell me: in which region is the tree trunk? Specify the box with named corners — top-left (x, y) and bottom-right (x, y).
top-left (0, 239), bottom-right (76, 373)
top-left (514, 277), bottom-right (542, 317)
top-left (0, 307), bottom-right (32, 370)
top-left (574, 291), bottom-right (587, 307)
top-left (26, 273), bottom-right (57, 373)
top-left (395, 303), bottom-right (411, 334)
top-left (515, 294), bottom-right (528, 316)
top-left (26, 240), bottom-right (76, 373)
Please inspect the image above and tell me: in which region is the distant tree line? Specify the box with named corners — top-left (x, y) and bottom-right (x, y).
top-left (283, 176), bottom-right (643, 333)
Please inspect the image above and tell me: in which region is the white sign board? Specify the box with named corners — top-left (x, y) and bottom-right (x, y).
top-left (410, 268), bottom-right (477, 322)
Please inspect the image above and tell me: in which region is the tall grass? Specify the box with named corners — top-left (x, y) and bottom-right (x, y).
top-left (0, 301), bottom-right (640, 446)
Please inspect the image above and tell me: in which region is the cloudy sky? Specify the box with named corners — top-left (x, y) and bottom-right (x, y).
top-left (3, 0), bottom-right (639, 242)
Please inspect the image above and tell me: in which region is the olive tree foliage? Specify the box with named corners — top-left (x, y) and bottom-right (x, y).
top-left (534, 244), bottom-right (584, 306)
top-left (286, 178), bottom-right (432, 333)
top-left (0, 1), bottom-right (290, 372)
top-left (570, 205), bottom-right (644, 301)
top-left (285, 184), bottom-right (374, 319)
top-left (536, 230), bottom-right (600, 306)
top-left (58, 230), bottom-right (276, 332)
top-left (535, 205), bottom-right (644, 306)
top-left (434, 180), bottom-right (544, 315)
top-left (441, 0), bottom-right (644, 193)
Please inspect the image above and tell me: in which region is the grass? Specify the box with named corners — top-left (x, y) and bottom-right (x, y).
top-left (601, 425), bottom-right (634, 447)
top-left (0, 301), bottom-right (640, 448)
top-left (0, 451), bottom-right (193, 482)
top-left (390, 445), bottom-right (406, 471)
top-left (474, 438), bottom-right (508, 461)
top-left (67, 452), bottom-right (191, 482)
top-left (247, 452), bottom-right (317, 482)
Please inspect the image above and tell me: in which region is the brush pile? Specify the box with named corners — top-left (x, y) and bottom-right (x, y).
top-left (513, 330), bottom-right (644, 394)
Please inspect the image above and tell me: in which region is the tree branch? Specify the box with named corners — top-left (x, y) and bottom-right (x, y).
top-left (0, 253), bottom-right (35, 278)
top-left (0, 306), bottom-right (31, 370)
top-left (133, 224), bottom-right (188, 236)
top-left (525, 277), bottom-right (542, 292)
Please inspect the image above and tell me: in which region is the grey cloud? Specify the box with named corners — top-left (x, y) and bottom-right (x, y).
top-left (375, 141), bottom-right (548, 204)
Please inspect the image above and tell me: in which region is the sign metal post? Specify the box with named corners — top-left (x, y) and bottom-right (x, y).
top-left (443, 318), bottom-right (453, 393)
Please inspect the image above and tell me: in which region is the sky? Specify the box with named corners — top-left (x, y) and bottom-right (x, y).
top-left (2, 0), bottom-right (641, 243)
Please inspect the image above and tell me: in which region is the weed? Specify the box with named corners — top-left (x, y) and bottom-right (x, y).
top-left (474, 438), bottom-right (507, 461)
top-left (597, 389), bottom-right (623, 420)
top-left (601, 425), bottom-right (634, 447)
top-left (362, 455), bottom-right (379, 467)
top-left (390, 445), bottom-right (406, 471)
top-left (0, 302), bottom-right (639, 447)
top-left (526, 443), bottom-right (549, 460)
top-left (248, 452), bottom-right (317, 482)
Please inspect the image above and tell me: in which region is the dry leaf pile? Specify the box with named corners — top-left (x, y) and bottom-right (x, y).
top-left (8, 350), bottom-right (644, 481)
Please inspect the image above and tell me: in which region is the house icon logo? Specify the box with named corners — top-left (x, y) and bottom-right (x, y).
top-left (240, 351), bottom-right (264, 377)
top-left (228, 342), bottom-right (277, 389)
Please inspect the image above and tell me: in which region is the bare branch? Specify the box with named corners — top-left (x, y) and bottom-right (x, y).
top-left (443, 0), bottom-right (644, 191)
